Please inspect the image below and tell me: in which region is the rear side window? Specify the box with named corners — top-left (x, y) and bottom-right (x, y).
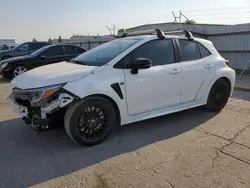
top-left (42, 46), bottom-right (63, 57)
top-left (64, 46), bottom-right (76, 55)
top-left (131, 39), bottom-right (175, 66)
top-left (198, 43), bottom-right (211, 58)
top-left (179, 40), bottom-right (200, 61)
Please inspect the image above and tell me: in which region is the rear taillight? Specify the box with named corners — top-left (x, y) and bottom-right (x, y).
top-left (225, 60), bottom-right (230, 66)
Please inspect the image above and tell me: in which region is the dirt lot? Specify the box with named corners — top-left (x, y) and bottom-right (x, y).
top-left (0, 76), bottom-right (250, 188)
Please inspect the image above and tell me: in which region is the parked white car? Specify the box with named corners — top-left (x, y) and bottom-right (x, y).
top-left (10, 30), bottom-right (235, 146)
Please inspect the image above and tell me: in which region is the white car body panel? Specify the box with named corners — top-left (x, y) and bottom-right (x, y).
top-left (124, 63), bottom-right (182, 115)
top-left (11, 34), bottom-right (236, 127)
top-left (181, 56), bottom-right (216, 103)
top-left (11, 62), bottom-right (97, 89)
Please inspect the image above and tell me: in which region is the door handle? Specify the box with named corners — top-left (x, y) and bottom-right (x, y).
top-left (170, 68), bottom-right (182, 74)
top-left (204, 64), bottom-right (214, 69)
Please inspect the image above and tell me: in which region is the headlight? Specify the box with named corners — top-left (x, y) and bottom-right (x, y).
top-left (35, 84), bottom-right (65, 102)
top-left (1, 63), bottom-right (8, 68)
top-left (12, 84), bottom-right (65, 106)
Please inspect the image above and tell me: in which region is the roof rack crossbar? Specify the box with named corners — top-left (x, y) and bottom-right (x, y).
top-left (119, 29), bottom-right (194, 41)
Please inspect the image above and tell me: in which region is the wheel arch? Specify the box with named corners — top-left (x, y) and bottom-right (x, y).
top-left (11, 64), bottom-right (31, 77)
top-left (2, 55), bottom-right (12, 60)
top-left (218, 77), bottom-right (232, 93)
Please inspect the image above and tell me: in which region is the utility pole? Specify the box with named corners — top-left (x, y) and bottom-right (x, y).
top-left (172, 11), bottom-right (189, 23)
top-left (106, 25), bottom-right (117, 35)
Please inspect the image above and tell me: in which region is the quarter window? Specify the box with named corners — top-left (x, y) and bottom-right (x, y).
top-left (43, 46), bottom-right (63, 57)
top-left (75, 46), bottom-right (86, 54)
top-left (198, 43), bottom-right (211, 58)
top-left (179, 40), bottom-right (200, 61)
top-left (132, 39), bottom-right (175, 66)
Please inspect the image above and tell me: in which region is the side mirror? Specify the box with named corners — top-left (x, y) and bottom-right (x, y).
top-left (131, 58), bottom-right (152, 74)
top-left (17, 49), bottom-right (21, 52)
top-left (40, 55), bottom-right (46, 60)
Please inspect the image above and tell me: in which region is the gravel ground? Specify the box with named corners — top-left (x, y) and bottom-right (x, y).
top-left (0, 77), bottom-right (250, 188)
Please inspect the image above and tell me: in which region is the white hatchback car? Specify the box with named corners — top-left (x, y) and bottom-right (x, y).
top-left (10, 29), bottom-right (235, 146)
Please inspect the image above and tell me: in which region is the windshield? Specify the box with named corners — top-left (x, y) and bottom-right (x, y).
top-left (11, 43), bottom-right (24, 50)
top-left (73, 38), bottom-right (140, 66)
top-left (30, 45), bottom-right (51, 56)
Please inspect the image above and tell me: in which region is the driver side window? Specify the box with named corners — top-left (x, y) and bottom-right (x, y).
top-left (18, 44), bottom-right (29, 52)
top-left (131, 39), bottom-right (175, 67)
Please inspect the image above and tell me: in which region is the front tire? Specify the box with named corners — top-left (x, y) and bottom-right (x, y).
top-left (206, 79), bottom-right (230, 112)
top-left (64, 96), bottom-right (116, 146)
top-left (12, 65), bottom-right (28, 78)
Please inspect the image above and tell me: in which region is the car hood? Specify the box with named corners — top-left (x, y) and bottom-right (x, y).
top-left (0, 55), bottom-right (31, 65)
top-left (11, 62), bottom-right (97, 89)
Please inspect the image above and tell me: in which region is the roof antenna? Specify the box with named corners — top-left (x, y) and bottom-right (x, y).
top-left (154, 29), bottom-right (165, 39)
top-left (184, 30), bottom-right (194, 41)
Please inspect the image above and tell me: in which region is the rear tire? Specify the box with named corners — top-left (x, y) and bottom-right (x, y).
top-left (206, 79), bottom-right (230, 112)
top-left (64, 96), bottom-right (116, 146)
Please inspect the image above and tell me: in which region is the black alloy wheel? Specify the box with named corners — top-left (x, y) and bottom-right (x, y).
top-left (207, 79), bottom-right (230, 112)
top-left (77, 105), bottom-right (109, 140)
top-left (64, 96), bottom-right (116, 146)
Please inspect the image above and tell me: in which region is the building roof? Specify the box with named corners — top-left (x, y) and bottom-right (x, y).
top-left (126, 22), bottom-right (228, 31)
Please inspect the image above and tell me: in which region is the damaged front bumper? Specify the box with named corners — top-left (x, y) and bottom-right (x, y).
top-left (10, 87), bottom-right (75, 130)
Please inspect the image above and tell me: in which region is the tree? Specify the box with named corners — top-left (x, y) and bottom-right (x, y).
top-left (32, 38), bottom-right (37, 42)
top-left (185, 19), bottom-right (196, 25)
top-left (48, 38), bottom-right (53, 44)
top-left (58, 35), bottom-right (62, 42)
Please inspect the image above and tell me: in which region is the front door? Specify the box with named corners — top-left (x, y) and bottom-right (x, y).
top-left (178, 39), bottom-right (215, 103)
top-left (124, 39), bottom-right (182, 116)
top-left (16, 43), bottom-right (31, 56)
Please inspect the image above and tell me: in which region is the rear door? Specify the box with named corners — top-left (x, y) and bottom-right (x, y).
top-left (124, 39), bottom-right (182, 115)
top-left (178, 39), bottom-right (215, 103)
top-left (63, 45), bottom-right (78, 61)
top-left (36, 46), bottom-right (64, 67)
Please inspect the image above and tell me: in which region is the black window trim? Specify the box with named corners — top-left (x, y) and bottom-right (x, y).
top-left (113, 38), bottom-right (178, 69)
top-left (197, 42), bottom-right (211, 58)
top-left (177, 39), bottom-right (212, 62)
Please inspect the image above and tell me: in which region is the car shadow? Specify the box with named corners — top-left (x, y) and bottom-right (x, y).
top-left (0, 108), bottom-right (218, 188)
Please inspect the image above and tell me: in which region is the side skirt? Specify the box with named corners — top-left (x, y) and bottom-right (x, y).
top-left (120, 100), bottom-right (206, 126)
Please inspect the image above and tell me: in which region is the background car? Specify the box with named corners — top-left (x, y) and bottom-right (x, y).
top-left (0, 44), bottom-right (87, 78)
top-left (0, 41), bottom-right (50, 60)
top-left (0, 44), bottom-right (18, 51)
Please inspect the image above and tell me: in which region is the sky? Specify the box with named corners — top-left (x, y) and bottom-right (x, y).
top-left (0, 0), bottom-right (250, 43)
